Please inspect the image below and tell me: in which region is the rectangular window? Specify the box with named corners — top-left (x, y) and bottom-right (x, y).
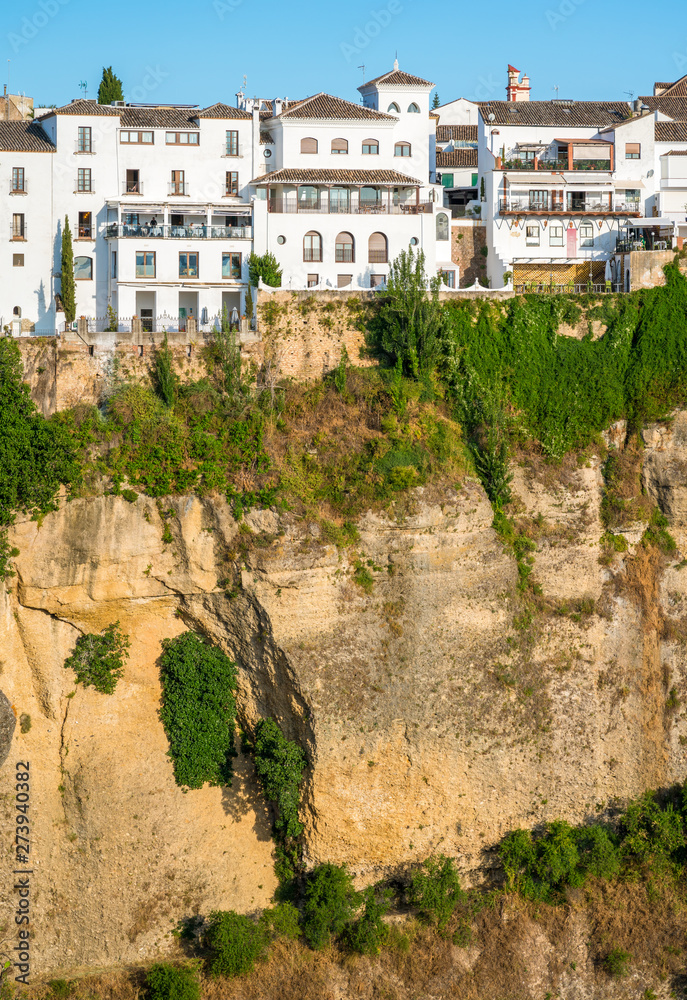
top-left (77, 126), bottom-right (92, 153)
top-left (549, 224), bottom-right (564, 247)
top-left (11, 167), bottom-right (25, 192)
top-left (370, 274), bottom-right (385, 288)
top-left (623, 188), bottom-right (641, 204)
top-left (136, 251), bottom-right (156, 278)
top-left (120, 131), bottom-right (154, 144)
top-left (126, 169), bottom-right (140, 193)
top-left (124, 213), bottom-right (139, 226)
top-left (179, 252), bottom-right (199, 278)
top-left (625, 142), bottom-right (641, 159)
top-left (78, 212), bottom-right (92, 238)
top-left (166, 132), bottom-right (200, 145)
top-left (226, 171), bottom-right (239, 196)
top-left (526, 224), bottom-right (540, 246)
top-left (111, 251), bottom-right (117, 279)
top-left (226, 130), bottom-right (239, 156)
top-left (529, 189), bottom-right (549, 210)
top-left (440, 270), bottom-right (456, 288)
top-left (77, 168), bottom-right (92, 192)
top-left (171, 170), bottom-right (185, 195)
top-left (307, 274), bottom-right (319, 287)
top-left (12, 214), bottom-right (25, 239)
top-left (337, 274), bottom-right (352, 288)
top-left (13, 254), bottom-right (24, 267)
top-left (222, 252), bottom-right (242, 279)
top-left (579, 222), bottom-right (594, 247)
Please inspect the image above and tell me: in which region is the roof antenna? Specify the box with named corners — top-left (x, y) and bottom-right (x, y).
top-left (624, 89), bottom-right (634, 102)
top-left (358, 64), bottom-right (365, 83)
top-left (552, 84), bottom-right (559, 99)
top-left (394, 51), bottom-right (399, 71)
top-left (79, 80), bottom-right (88, 100)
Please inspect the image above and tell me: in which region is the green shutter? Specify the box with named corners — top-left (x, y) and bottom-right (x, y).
top-left (441, 173), bottom-right (454, 188)
top-left (471, 173), bottom-right (478, 187)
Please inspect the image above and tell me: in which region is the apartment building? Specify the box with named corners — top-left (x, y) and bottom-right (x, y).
top-left (0, 63), bottom-right (451, 333)
top-left (480, 69), bottom-right (687, 289)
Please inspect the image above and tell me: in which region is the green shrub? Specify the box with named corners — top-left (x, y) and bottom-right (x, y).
top-left (344, 884), bottom-right (391, 955)
top-left (63, 621), bottom-right (130, 694)
top-left (47, 981), bottom-right (73, 999)
top-left (0, 530), bottom-right (20, 580)
top-left (205, 910), bottom-right (269, 977)
top-left (408, 855), bottom-right (465, 932)
top-left (604, 947), bottom-right (631, 978)
top-left (145, 963), bottom-right (199, 1000)
top-left (19, 713), bottom-right (31, 734)
top-left (620, 791), bottom-right (685, 869)
top-left (302, 863), bottom-right (361, 950)
top-left (260, 902), bottom-right (302, 940)
top-left (253, 718), bottom-right (307, 842)
top-left (152, 335), bottom-right (179, 408)
top-left (121, 488), bottom-right (139, 504)
top-left (159, 632), bottom-right (238, 789)
top-left (643, 507), bottom-right (677, 555)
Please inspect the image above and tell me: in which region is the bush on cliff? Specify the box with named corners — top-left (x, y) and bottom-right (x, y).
top-left (63, 621), bottom-right (130, 694)
top-left (302, 863), bottom-right (361, 950)
top-left (205, 910), bottom-right (269, 977)
top-left (407, 855), bottom-right (465, 933)
top-left (253, 718), bottom-right (307, 842)
top-left (159, 632), bottom-right (238, 789)
top-left (145, 963), bottom-right (199, 1000)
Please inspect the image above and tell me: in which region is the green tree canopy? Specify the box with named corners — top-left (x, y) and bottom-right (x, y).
top-left (247, 251), bottom-right (283, 288)
top-left (60, 216), bottom-right (75, 324)
top-left (98, 67), bottom-right (123, 105)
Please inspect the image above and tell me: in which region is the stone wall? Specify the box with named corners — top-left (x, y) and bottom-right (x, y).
top-left (450, 219), bottom-right (487, 287)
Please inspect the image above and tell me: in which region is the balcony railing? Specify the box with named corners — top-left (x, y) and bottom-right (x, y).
top-left (500, 198), bottom-right (639, 215)
top-left (268, 197), bottom-right (434, 215)
top-left (169, 182), bottom-right (189, 196)
top-left (335, 248), bottom-right (354, 262)
top-left (105, 224), bottom-right (253, 240)
top-left (10, 224), bottom-right (26, 240)
top-left (515, 283), bottom-right (618, 294)
top-left (123, 181), bottom-right (144, 195)
top-left (368, 250), bottom-right (389, 263)
top-left (10, 183), bottom-right (27, 195)
top-left (500, 158), bottom-right (611, 172)
top-left (74, 140), bottom-right (95, 154)
top-left (616, 238), bottom-right (672, 253)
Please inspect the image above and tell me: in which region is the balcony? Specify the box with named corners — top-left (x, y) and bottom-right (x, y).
top-left (123, 181), bottom-right (144, 195)
top-left (500, 157), bottom-right (612, 172)
top-left (368, 250), bottom-right (389, 263)
top-left (10, 184), bottom-right (27, 195)
top-left (74, 140), bottom-right (95, 154)
top-left (169, 182), bottom-right (190, 196)
top-left (616, 237), bottom-right (672, 253)
top-left (10, 223), bottom-right (26, 240)
top-left (499, 198), bottom-right (640, 217)
top-left (268, 197), bottom-right (434, 215)
top-left (104, 223), bottom-right (252, 240)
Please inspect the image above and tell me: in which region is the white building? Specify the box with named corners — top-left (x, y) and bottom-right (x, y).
top-left (0, 62), bottom-right (455, 335)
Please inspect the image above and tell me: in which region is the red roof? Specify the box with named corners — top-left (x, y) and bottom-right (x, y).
top-left (508, 65), bottom-right (519, 73)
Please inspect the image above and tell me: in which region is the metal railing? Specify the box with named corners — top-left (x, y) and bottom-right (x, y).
top-left (368, 250), bottom-right (389, 263)
top-left (123, 181), bottom-right (144, 195)
top-left (615, 238), bottom-right (672, 253)
top-left (10, 183), bottom-right (27, 195)
top-left (268, 198), bottom-right (434, 215)
top-left (501, 158), bottom-right (611, 172)
top-left (74, 140), bottom-right (95, 154)
top-left (335, 248), bottom-right (355, 262)
top-left (515, 283), bottom-right (619, 294)
top-left (169, 182), bottom-right (189, 196)
top-left (104, 224), bottom-right (253, 240)
top-left (10, 223), bottom-right (26, 240)
top-left (500, 198), bottom-right (636, 214)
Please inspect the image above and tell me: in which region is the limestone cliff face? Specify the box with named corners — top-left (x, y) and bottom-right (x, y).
top-left (2, 419), bottom-right (687, 974)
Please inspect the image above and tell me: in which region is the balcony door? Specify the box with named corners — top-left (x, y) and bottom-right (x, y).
top-left (126, 169), bottom-right (140, 193)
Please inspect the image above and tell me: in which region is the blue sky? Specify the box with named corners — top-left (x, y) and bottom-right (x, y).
top-left (4, 0), bottom-right (687, 110)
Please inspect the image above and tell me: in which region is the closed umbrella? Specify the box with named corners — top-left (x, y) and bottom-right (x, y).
top-left (604, 259), bottom-right (613, 282)
top-left (231, 307), bottom-right (239, 328)
top-left (201, 306), bottom-right (208, 326)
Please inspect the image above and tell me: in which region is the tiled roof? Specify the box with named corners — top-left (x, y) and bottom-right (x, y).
top-left (361, 69), bottom-right (434, 88)
top-left (250, 167), bottom-right (422, 185)
top-left (656, 121), bottom-right (687, 141)
top-left (479, 100), bottom-right (631, 126)
top-left (0, 121), bottom-right (55, 152)
top-left (436, 124), bottom-right (478, 143)
top-left (664, 149), bottom-right (687, 155)
top-left (260, 130), bottom-right (274, 144)
top-left (119, 107), bottom-right (200, 128)
top-left (277, 93), bottom-right (396, 121)
top-left (36, 99), bottom-right (120, 119)
top-left (197, 103), bottom-right (252, 119)
top-left (654, 82), bottom-right (675, 92)
top-left (639, 96), bottom-right (687, 119)
top-left (655, 75), bottom-right (687, 97)
top-left (429, 112), bottom-right (440, 120)
top-left (436, 149), bottom-right (478, 167)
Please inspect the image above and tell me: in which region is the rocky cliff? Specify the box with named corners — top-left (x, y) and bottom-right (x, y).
top-left (2, 416), bottom-right (687, 979)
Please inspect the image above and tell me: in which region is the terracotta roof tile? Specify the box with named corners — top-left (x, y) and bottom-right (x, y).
top-left (479, 100), bottom-right (631, 127)
top-left (260, 130), bottom-right (274, 144)
top-left (36, 99), bottom-right (120, 119)
top-left (250, 167), bottom-right (422, 185)
top-left (640, 96), bottom-right (687, 119)
top-left (653, 75), bottom-right (687, 97)
top-left (664, 149), bottom-right (687, 155)
top-left (656, 121), bottom-right (687, 141)
top-left (119, 107), bottom-right (200, 128)
top-left (197, 103), bottom-right (252, 119)
top-left (436, 149), bottom-right (478, 167)
top-left (361, 69), bottom-right (434, 88)
top-left (436, 124), bottom-right (478, 143)
top-left (277, 93), bottom-right (396, 121)
top-left (0, 121), bottom-right (55, 152)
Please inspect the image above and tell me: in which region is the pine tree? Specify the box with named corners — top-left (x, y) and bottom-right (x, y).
top-left (432, 92), bottom-right (441, 110)
top-left (60, 216), bottom-right (76, 324)
top-left (97, 67), bottom-right (123, 105)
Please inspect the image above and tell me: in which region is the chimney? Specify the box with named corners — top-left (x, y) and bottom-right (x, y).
top-left (507, 65), bottom-right (531, 102)
top-left (273, 98), bottom-right (283, 116)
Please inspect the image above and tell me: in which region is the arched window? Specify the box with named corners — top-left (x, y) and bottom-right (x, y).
top-left (362, 139), bottom-right (379, 155)
top-left (436, 213), bottom-right (449, 240)
top-left (331, 138), bottom-right (348, 154)
top-left (301, 137), bottom-right (318, 154)
top-left (387, 102), bottom-right (400, 113)
top-left (394, 141), bottom-right (411, 157)
top-left (368, 232), bottom-right (388, 264)
top-left (304, 231), bottom-right (322, 262)
top-left (74, 256), bottom-right (93, 280)
top-left (298, 185), bottom-right (319, 210)
top-left (408, 102), bottom-right (420, 113)
top-left (335, 232), bottom-right (354, 263)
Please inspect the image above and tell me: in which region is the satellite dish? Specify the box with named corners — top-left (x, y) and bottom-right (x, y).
top-left (488, 113), bottom-right (495, 121)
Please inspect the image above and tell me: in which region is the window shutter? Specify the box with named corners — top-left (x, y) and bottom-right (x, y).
top-left (626, 143), bottom-right (640, 156)
top-left (301, 137), bottom-right (318, 154)
top-left (369, 232), bottom-right (386, 253)
top-left (331, 138), bottom-right (348, 153)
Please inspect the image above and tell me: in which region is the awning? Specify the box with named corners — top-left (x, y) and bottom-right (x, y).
top-left (625, 217), bottom-right (672, 226)
top-left (612, 179), bottom-right (645, 188)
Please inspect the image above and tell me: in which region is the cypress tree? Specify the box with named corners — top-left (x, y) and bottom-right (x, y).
top-left (97, 67), bottom-right (123, 105)
top-left (432, 92), bottom-right (441, 109)
top-left (61, 216), bottom-right (76, 325)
